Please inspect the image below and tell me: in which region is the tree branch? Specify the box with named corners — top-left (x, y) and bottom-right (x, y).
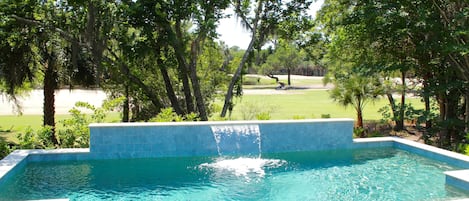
top-left (10, 15), bottom-right (83, 46)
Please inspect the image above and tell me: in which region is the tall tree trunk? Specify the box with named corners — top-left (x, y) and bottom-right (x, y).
top-left (174, 20), bottom-right (195, 114)
top-left (287, 68), bottom-right (291, 86)
top-left (395, 71), bottom-right (407, 131)
top-left (356, 106), bottom-right (365, 138)
top-left (437, 94), bottom-right (448, 147)
top-left (122, 84), bottom-right (130, 122)
top-left (43, 54), bottom-right (59, 145)
top-left (465, 92), bottom-right (469, 133)
top-left (188, 38), bottom-right (208, 121)
top-left (159, 65), bottom-right (184, 116)
top-left (422, 78), bottom-right (432, 130)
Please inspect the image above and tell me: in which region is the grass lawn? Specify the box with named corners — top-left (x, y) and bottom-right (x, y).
top-left (220, 90), bottom-right (424, 121)
top-left (0, 88), bottom-right (424, 144)
top-left (0, 113), bottom-right (121, 143)
top-left (243, 75), bottom-right (324, 89)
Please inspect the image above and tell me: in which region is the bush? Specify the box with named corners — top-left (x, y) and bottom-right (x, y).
top-left (256, 112), bottom-right (271, 120)
top-left (0, 141), bottom-right (12, 159)
top-left (240, 102), bottom-right (274, 120)
top-left (292, 115), bottom-right (306, 120)
top-left (16, 98), bottom-right (123, 149)
top-left (17, 127), bottom-right (38, 149)
top-left (321, 114), bottom-right (331, 118)
top-left (149, 108), bottom-right (200, 122)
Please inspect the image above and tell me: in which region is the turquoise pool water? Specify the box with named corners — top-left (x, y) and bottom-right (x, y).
top-left (1, 148), bottom-right (468, 201)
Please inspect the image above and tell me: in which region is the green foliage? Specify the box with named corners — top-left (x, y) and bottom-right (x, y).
top-left (17, 127), bottom-right (38, 149)
top-left (260, 41), bottom-right (307, 76)
top-left (150, 108), bottom-right (200, 122)
top-left (36, 126), bottom-right (55, 149)
top-left (321, 114), bottom-right (331, 118)
top-left (243, 76), bottom-right (262, 85)
top-left (239, 102), bottom-right (274, 120)
top-left (16, 98), bottom-right (123, 149)
top-left (255, 112), bottom-right (271, 120)
top-left (57, 107), bottom-right (91, 148)
top-left (353, 127), bottom-right (365, 138)
top-left (59, 98), bottom-right (123, 148)
top-left (367, 131), bottom-right (384, 138)
top-left (150, 108), bottom-right (184, 122)
top-left (292, 115), bottom-right (306, 120)
top-left (0, 141), bottom-right (11, 159)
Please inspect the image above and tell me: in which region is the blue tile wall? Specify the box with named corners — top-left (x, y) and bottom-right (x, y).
top-left (394, 142), bottom-right (469, 169)
top-left (89, 120), bottom-right (355, 159)
top-left (446, 175), bottom-right (469, 191)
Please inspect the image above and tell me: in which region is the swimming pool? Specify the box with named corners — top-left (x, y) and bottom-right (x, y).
top-left (1, 148), bottom-right (468, 201)
top-left (1, 119), bottom-right (469, 200)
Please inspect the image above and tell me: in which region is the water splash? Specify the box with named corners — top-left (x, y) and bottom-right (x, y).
top-left (199, 157), bottom-right (287, 179)
top-left (210, 125), bottom-right (262, 157)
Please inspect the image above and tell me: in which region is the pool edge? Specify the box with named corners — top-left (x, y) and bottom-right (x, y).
top-left (354, 137), bottom-right (469, 192)
top-left (0, 149), bottom-right (89, 186)
top-left (1, 136), bottom-right (469, 195)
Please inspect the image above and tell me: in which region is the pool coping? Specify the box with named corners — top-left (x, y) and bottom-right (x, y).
top-left (1, 137), bottom-right (469, 194)
top-left (0, 148), bottom-right (89, 186)
top-left (89, 118), bottom-right (354, 127)
top-left (354, 137), bottom-right (469, 191)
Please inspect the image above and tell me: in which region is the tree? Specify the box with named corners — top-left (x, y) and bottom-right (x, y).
top-left (220, 0), bottom-right (313, 117)
top-left (2, 0), bottom-right (105, 145)
top-left (0, 0), bottom-right (38, 113)
top-left (261, 41), bottom-right (306, 86)
top-left (128, 0), bottom-right (230, 121)
top-left (318, 0), bottom-right (469, 150)
top-left (327, 73), bottom-right (381, 131)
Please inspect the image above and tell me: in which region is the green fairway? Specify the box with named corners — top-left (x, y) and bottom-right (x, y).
top-left (222, 90), bottom-right (424, 121)
top-left (242, 75), bottom-right (324, 89)
top-left (0, 89), bottom-right (424, 143)
top-left (0, 113), bottom-right (120, 143)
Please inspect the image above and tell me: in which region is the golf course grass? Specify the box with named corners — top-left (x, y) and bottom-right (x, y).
top-left (0, 80), bottom-right (424, 143)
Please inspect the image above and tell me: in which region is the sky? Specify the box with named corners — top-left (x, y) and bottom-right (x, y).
top-left (217, 0), bottom-right (324, 49)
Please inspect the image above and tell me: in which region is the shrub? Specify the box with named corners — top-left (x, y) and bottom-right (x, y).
top-left (150, 108), bottom-right (184, 122)
top-left (292, 115), bottom-right (306, 120)
top-left (149, 108), bottom-right (200, 122)
top-left (256, 112), bottom-right (271, 120)
top-left (240, 102), bottom-right (274, 120)
top-left (17, 127), bottom-right (37, 149)
top-left (0, 141), bottom-right (12, 159)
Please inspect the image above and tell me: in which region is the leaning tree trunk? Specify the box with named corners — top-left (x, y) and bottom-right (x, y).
top-left (220, 37), bottom-right (256, 117)
top-left (174, 20), bottom-right (195, 114)
top-left (43, 54), bottom-right (59, 145)
top-left (160, 65), bottom-right (184, 116)
top-left (220, 0), bottom-right (263, 118)
top-left (465, 92), bottom-right (469, 133)
top-left (188, 38), bottom-right (208, 121)
top-left (386, 93), bottom-right (401, 129)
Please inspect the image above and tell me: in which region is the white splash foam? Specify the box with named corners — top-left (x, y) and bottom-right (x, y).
top-left (199, 157), bottom-right (287, 178)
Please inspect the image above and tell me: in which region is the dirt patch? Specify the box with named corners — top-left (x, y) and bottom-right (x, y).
top-left (363, 121), bottom-right (425, 143)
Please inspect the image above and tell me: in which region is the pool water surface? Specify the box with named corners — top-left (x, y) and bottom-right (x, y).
top-left (1, 148), bottom-right (468, 201)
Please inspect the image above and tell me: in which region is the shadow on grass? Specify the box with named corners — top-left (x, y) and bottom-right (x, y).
top-left (0, 126), bottom-right (16, 145)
